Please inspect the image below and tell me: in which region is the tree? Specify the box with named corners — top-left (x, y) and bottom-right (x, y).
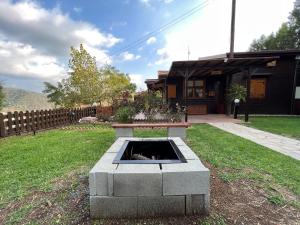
top-left (101, 65), bottom-right (136, 105)
top-left (43, 81), bottom-right (65, 107)
top-left (0, 82), bottom-right (4, 110)
top-left (43, 44), bottom-right (136, 108)
top-left (69, 44), bottom-right (102, 105)
top-left (43, 79), bottom-right (78, 108)
top-left (250, 4), bottom-right (300, 51)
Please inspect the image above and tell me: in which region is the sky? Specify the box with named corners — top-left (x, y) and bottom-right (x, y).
top-left (0, 0), bottom-right (295, 93)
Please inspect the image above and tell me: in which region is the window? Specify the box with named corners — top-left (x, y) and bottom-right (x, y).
top-left (250, 78), bottom-right (266, 99)
top-left (187, 80), bottom-right (205, 98)
top-left (168, 85), bottom-right (176, 98)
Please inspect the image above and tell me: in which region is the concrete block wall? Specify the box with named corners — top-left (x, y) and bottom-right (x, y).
top-left (89, 137), bottom-right (210, 219)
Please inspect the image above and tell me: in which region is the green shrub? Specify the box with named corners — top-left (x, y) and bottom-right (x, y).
top-left (227, 83), bottom-right (247, 103)
top-left (115, 106), bottom-right (136, 123)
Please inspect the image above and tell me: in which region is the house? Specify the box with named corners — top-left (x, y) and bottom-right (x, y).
top-left (145, 50), bottom-right (300, 115)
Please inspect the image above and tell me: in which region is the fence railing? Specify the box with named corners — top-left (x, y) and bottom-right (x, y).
top-left (0, 107), bottom-right (96, 138)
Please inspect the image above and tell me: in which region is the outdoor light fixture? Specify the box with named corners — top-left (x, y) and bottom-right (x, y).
top-left (234, 99), bottom-right (240, 104)
top-left (234, 99), bottom-right (240, 119)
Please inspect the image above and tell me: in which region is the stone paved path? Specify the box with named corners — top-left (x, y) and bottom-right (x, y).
top-left (209, 122), bottom-right (300, 161)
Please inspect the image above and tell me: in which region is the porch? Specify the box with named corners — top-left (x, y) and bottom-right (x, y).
top-left (147, 56), bottom-right (279, 116)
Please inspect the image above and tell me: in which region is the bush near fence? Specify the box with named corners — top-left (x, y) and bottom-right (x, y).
top-left (0, 107), bottom-right (96, 138)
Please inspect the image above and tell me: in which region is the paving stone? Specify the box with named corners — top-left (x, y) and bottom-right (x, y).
top-left (89, 153), bottom-right (118, 196)
top-left (162, 160), bottom-right (209, 195)
top-left (137, 196), bottom-right (185, 217)
top-left (90, 196), bottom-right (137, 218)
top-left (210, 122), bottom-right (300, 161)
top-left (114, 164), bottom-right (162, 196)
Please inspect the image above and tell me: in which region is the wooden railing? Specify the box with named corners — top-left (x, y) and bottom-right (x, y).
top-left (0, 107), bottom-right (96, 138)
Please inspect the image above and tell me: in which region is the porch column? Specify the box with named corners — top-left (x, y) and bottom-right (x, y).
top-left (164, 78), bottom-right (167, 104)
top-left (244, 68), bottom-right (251, 122)
top-left (185, 77), bottom-right (188, 122)
top-left (225, 74), bottom-right (232, 115)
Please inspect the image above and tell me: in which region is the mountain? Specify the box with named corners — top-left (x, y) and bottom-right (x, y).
top-left (1, 87), bottom-right (54, 113)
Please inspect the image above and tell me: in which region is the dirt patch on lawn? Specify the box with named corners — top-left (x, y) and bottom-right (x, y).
top-left (207, 164), bottom-right (300, 225)
top-left (1, 165), bottom-right (299, 225)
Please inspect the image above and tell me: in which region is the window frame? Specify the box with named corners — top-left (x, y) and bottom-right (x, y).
top-left (187, 80), bottom-right (205, 99)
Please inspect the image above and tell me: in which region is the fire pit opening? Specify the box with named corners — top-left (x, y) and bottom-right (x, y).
top-left (113, 140), bottom-right (187, 164)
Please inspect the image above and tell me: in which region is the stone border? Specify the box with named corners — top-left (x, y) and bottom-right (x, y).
top-left (89, 137), bottom-right (210, 218)
top-left (112, 123), bottom-right (191, 140)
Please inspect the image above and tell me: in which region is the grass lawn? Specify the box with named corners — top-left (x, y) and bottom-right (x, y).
top-left (0, 124), bottom-right (299, 225)
top-left (243, 116), bottom-right (300, 139)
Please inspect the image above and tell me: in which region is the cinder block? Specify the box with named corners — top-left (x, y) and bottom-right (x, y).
top-left (186, 194), bottom-right (209, 215)
top-left (114, 164), bottom-right (162, 196)
top-left (115, 128), bottom-right (133, 138)
top-left (162, 160), bottom-right (210, 195)
top-left (168, 127), bottom-right (186, 139)
top-left (90, 196), bottom-right (137, 218)
top-left (106, 139), bottom-right (125, 153)
top-left (168, 137), bottom-right (186, 146)
top-left (142, 137), bottom-right (168, 141)
top-left (177, 145), bottom-right (199, 160)
top-left (138, 196), bottom-right (185, 217)
top-left (89, 153), bottom-right (118, 196)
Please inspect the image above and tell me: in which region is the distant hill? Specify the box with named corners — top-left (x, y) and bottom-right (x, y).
top-left (1, 87), bottom-right (54, 113)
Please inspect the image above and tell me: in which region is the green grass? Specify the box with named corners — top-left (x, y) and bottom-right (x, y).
top-left (188, 125), bottom-right (300, 196)
top-left (243, 116), bottom-right (300, 139)
top-left (1, 123), bottom-right (300, 224)
top-left (0, 124), bottom-right (115, 208)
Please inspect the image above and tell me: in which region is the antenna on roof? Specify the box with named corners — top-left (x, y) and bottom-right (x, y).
top-left (188, 46), bottom-right (191, 61)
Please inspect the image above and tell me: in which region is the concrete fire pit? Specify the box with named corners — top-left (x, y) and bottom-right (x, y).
top-left (89, 137), bottom-right (210, 218)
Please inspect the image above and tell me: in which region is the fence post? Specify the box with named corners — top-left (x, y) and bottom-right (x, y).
top-left (7, 112), bottom-right (13, 136)
top-left (31, 110), bottom-right (36, 132)
top-left (14, 111), bottom-right (20, 135)
top-left (0, 113), bottom-right (6, 137)
top-left (19, 111), bottom-right (25, 133)
top-left (25, 111), bottom-right (30, 132)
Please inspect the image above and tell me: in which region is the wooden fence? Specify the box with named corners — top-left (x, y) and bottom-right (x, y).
top-left (0, 107), bottom-right (96, 138)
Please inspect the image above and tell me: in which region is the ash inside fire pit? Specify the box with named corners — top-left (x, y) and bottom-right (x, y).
top-left (113, 140), bottom-right (187, 164)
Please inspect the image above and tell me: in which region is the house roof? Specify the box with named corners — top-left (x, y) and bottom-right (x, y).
top-left (147, 50), bottom-right (300, 89)
top-left (198, 50), bottom-right (300, 60)
top-left (168, 56), bottom-right (279, 77)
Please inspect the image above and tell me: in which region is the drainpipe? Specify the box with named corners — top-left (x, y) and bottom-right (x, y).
top-left (291, 56), bottom-right (300, 114)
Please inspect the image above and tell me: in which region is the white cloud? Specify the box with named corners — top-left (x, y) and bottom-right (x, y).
top-left (146, 36), bottom-right (157, 45)
top-left (156, 0), bottom-right (294, 66)
top-left (0, 0), bottom-right (121, 82)
top-left (0, 40), bottom-right (66, 81)
top-left (129, 74), bottom-right (150, 91)
top-left (120, 51), bottom-right (141, 61)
